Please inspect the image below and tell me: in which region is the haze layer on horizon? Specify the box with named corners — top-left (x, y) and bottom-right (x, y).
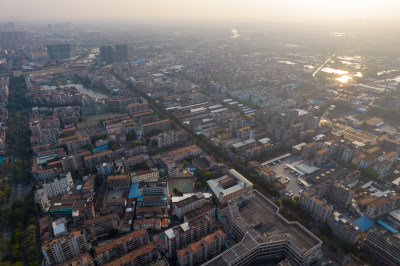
top-left (1, 0), bottom-right (400, 24)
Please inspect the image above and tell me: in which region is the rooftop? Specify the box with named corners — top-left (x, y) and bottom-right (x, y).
top-left (365, 117), bottom-right (383, 127)
top-left (207, 169), bottom-right (253, 198)
top-left (105, 243), bottom-right (155, 266)
top-left (240, 190), bottom-right (321, 249)
top-left (175, 192), bottom-right (204, 208)
top-left (232, 138), bottom-right (256, 149)
top-left (184, 203), bottom-right (215, 221)
top-left (95, 228), bottom-right (147, 254)
top-left (178, 229), bottom-right (226, 258)
top-left (206, 190), bottom-right (322, 265)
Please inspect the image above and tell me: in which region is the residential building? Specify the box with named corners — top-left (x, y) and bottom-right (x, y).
top-left (84, 214), bottom-right (120, 240)
top-left (364, 195), bottom-right (398, 219)
top-left (174, 192), bottom-right (205, 220)
top-left (362, 230), bottom-right (400, 265)
top-left (123, 154), bottom-right (149, 171)
top-left (100, 45), bottom-right (115, 64)
top-left (42, 230), bottom-right (88, 265)
top-left (327, 212), bottom-right (360, 244)
top-left (115, 44), bottom-right (128, 62)
top-left (313, 179), bottom-right (355, 207)
top-left (141, 119), bottom-right (171, 136)
top-left (61, 149), bottom-right (91, 172)
top-left (82, 175), bottom-right (95, 193)
top-left (298, 191), bottom-right (333, 221)
top-left (157, 130), bottom-right (187, 148)
top-left (35, 172), bottom-right (74, 199)
top-left (94, 228), bottom-right (149, 265)
top-left (35, 188), bottom-right (51, 212)
top-left (96, 162), bottom-right (114, 177)
top-left (125, 102), bottom-right (148, 113)
top-left (177, 229), bottom-right (226, 266)
top-left (47, 43), bottom-right (74, 60)
top-left (133, 218), bottom-right (162, 231)
top-left (84, 150), bottom-right (113, 168)
top-left (66, 137), bottom-right (91, 152)
top-left (104, 243), bottom-right (157, 266)
top-left (32, 164), bottom-right (59, 181)
top-left (130, 168), bottom-right (159, 183)
top-left (165, 215), bottom-right (214, 256)
top-left (106, 175), bottom-right (130, 190)
top-left (184, 204), bottom-right (215, 223)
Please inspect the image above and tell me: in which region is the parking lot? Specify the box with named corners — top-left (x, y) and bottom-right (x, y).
top-left (263, 155), bottom-right (305, 197)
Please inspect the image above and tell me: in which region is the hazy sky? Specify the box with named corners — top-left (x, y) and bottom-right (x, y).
top-left (1, 0), bottom-right (400, 23)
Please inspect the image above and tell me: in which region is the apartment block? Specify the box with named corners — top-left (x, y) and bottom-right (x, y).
top-left (123, 153), bottom-right (149, 171)
top-left (133, 218), bottom-right (161, 231)
top-left (61, 149), bottom-right (91, 172)
top-left (327, 212), bottom-right (360, 244)
top-left (177, 229), bottom-right (226, 266)
top-left (140, 119), bottom-right (171, 136)
top-left (125, 102), bottom-right (149, 113)
top-left (104, 243), bottom-right (157, 266)
top-left (96, 162), bottom-right (114, 176)
top-left (35, 188), bottom-right (51, 212)
top-left (94, 228), bottom-right (149, 265)
top-left (130, 168), bottom-right (159, 183)
top-left (169, 145), bottom-right (202, 161)
top-left (157, 129), bottom-right (187, 148)
top-left (35, 172), bottom-right (74, 200)
top-left (165, 214), bottom-right (214, 256)
top-left (84, 214), bottom-right (120, 240)
top-left (42, 230), bottom-right (88, 265)
top-left (32, 164), bottom-right (59, 181)
top-left (184, 204), bottom-right (216, 223)
top-left (106, 175), bottom-right (130, 190)
top-left (66, 137), bottom-right (91, 152)
top-left (83, 150), bottom-right (113, 168)
top-left (174, 192), bottom-right (205, 220)
top-left (298, 191), bottom-right (333, 221)
top-left (364, 195), bottom-right (398, 219)
top-left (82, 175), bottom-right (95, 193)
top-left (362, 230), bottom-right (400, 265)
top-left (313, 179), bottom-right (355, 207)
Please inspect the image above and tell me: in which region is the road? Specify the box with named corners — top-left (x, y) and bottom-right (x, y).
top-left (312, 54), bottom-right (335, 77)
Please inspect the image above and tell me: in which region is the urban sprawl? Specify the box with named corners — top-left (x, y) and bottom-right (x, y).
top-left (1, 22), bottom-right (400, 266)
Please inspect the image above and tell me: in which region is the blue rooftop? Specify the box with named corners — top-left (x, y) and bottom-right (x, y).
top-left (377, 220), bottom-right (398, 234)
top-left (128, 182), bottom-right (140, 199)
top-left (353, 216), bottom-right (374, 232)
top-left (94, 145), bottom-right (108, 154)
top-left (130, 59), bottom-right (145, 64)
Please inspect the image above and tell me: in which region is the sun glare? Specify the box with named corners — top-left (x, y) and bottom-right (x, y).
top-left (336, 75), bottom-right (353, 83)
